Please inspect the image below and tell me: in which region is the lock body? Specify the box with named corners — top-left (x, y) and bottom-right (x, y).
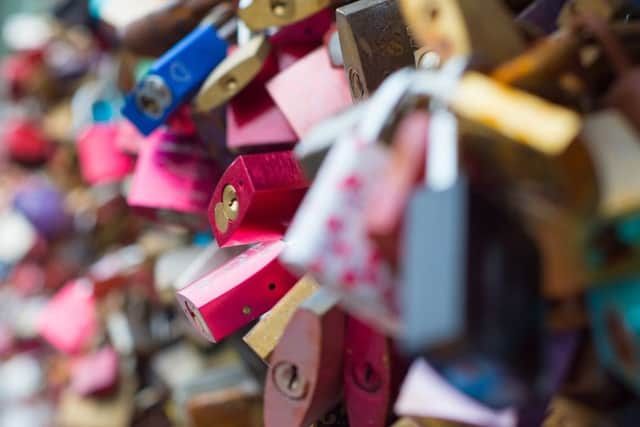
top-left (264, 290), bottom-right (345, 427)
top-left (77, 123), bottom-right (135, 185)
top-left (176, 241), bottom-right (298, 342)
top-left (266, 46), bottom-right (353, 138)
top-left (122, 24), bottom-right (228, 135)
top-left (337, 0), bottom-right (415, 101)
top-left (244, 275), bottom-right (320, 362)
top-left (127, 129), bottom-right (221, 224)
top-left (209, 151), bottom-right (308, 247)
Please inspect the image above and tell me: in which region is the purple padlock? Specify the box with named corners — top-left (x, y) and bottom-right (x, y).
top-left (13, 182), bottom-right (71, 240)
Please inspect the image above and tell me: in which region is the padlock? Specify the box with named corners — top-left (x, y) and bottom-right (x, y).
top-left (209, 150), bottom-right (308, 247)
top-left (266, 46), bottom-right (353, 138)
top-left (366, 111), bottom-right (429, 268)
top-left (238, 0), bottom-right (334, 31)
top-left (281, 69), bottom-right (419, 334)
top-left (113, 120), bottom-right (146, 155)
top-left (13, 182), bottom-right (71, 241)
top-left (37, 278), bottom-right (98, 355)
top-left (195, 35), bottom-right (272, 113)
top-left (2, 117), bottom-right (52, 166)
top-left (226, 45), bottom-right (300, 151)
top-left (56, 376), bottom-right (136, 427)
top-left (176, 241), bottom-right (298, 343)
top-left (120, 0), bottom-right (232, 57)
top-left (344, 317), bottom-right (404, 427)
top-left (121, 11), bottom-right (233, 136)
top-left (400, 103), bottom-right (467, 353)
top-left (587, 277), bottom-right (640, 394)
top-left (187, 386), bottom-right (263, 427)
top-left (174, 242), bottom-right (247, 293)
top-left (70, 347), bottom-right (119, 397)
top-left (398, 0), bottom-right (526, 69)
top-left (336, 0), bottom-right (415, 102)
top-left (269, 8), bottom-right (334, 47)
top-left (264, 289), bottom-right (345, 427)
top-left (77, 123), bottom-right (135, 186)
top-left (243, 274), bottom-right (319, 362)
top-left (127, 129), bottom-right (221, 227)
top-left (88, 244), bottom-right (148, 298)
top-left (394, 359), bottom-right (517, 427)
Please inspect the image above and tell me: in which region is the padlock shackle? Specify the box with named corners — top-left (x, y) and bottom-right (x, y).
top-left (571, 15), bottom-right (632, 75)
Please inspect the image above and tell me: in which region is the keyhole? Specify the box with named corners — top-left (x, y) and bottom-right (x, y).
top-left (364, 363), bottom-right (373, 383)
top-left (287, 364), bottom-right (299, 391)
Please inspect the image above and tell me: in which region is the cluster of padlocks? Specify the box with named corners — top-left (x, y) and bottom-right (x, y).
top-left (3, 0), bottom-right (640, 425)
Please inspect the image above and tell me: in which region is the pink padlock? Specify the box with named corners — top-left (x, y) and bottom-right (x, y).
top-left (113, 120), bottom-right (146, 155)
top-left (37, 278), bottom-right (98, 355)
top-left (176, 241), bottom-right (298, 343)
top-left (70, 347), bottom-right (119, 397)
top-left (226, 45), bottom-right (313, 151)
top-left (209, 151), bottom-right (308, 247)
top-left (127, 129), bottom-right (221, 226)
top-left (77, 123), bottom-right (136, 185)
top-left (267, 46), bottom-right (353, 138)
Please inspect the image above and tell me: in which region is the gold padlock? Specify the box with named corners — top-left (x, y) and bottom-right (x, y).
top-left (238, 0), bottom-right (333, 31)
top-left (399, 0), bottom-right (526, 68)
top-left (195, 35), bottom-right (271, 112)
top-left (243, 275), bottom-right (319, 362)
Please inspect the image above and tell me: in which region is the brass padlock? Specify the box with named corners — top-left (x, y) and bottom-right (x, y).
top-left (336, 0), bottom-right (415, 101)
top-left (195, 34), bottom-right (272, 112)
top-left (239, 0), bottom-right (334, 31)
top-left (399, 0), bottom-right (526, 69)
top-left (243, 275), bottom-right (319, 362)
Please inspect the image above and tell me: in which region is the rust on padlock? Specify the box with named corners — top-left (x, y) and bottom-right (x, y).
top-left (336, 0), bottom-right (415, 101)
top-left (244, 275), bottom-right (320, 362)
top-left (399, 0), bottom-right (526, 69)
top-left (264, 290), bottom-right (345, 427)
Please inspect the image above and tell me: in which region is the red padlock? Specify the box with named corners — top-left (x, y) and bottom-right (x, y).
top-left (366, 111), bottom-right (429, 269)
top-left (2, 118), bottom-right (51, 166)
top-left (266, 46), bottom-right (353, 138)
top-left (209, 151), bottom-right (309, 247)
top-left (77, 123), bottom-right (135, 185)
top-left (37, 278), bottom-right (98, 355)
top-left (264, 290), bottom-right (345, 427)
top-left (176, 241), bottom-right (299, 343)
top-left (344, 317), bottom-right (403, 427)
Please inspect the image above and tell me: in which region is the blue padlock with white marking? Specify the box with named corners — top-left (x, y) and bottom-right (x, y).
top-left (122, 10), bottom-right (236, 135)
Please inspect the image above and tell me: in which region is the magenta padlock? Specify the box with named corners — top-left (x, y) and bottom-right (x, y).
top-left (209, 151), bottom-right (309, 247)
top-left (37, 278), bottom-right (98, 355)
top-left (176, 240), bottom-right (299, 343)
top-left (267, 46), bottom-right (353, 138)
top-left (226, 45), bottom-right (309, 152)
top-left (77, 123), bottom-right (135, 185)
top-left (127, 129), bottom-right (221, 226)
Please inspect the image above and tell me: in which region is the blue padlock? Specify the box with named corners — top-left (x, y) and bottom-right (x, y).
top-left (122, 21), bottom-right (229, 135)
top-left (587, 277), bottom-right (640, 394)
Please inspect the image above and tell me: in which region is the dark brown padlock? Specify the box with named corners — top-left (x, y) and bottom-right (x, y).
top-left (120, 0), bottom-right (233, 57)
top-left (336, 0), bottom-right (415, 101)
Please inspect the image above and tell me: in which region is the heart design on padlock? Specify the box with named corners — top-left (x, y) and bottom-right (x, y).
top-left (214, 184), bottom-right (239, 233)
